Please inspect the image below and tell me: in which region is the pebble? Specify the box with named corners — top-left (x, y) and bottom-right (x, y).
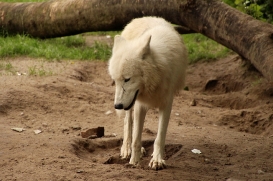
top-left (190, 99), bottom-right (197, 106)
top-left (71, 126), bottom-right (81, 130)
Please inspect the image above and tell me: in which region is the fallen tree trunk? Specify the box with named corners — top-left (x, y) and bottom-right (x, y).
top-left (0, 0), bottom-right (192, 37)
top-left (1, 0), bottom-right (273, 81)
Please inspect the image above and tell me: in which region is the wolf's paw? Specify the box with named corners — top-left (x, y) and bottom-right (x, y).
top-left (129, 148), bottom-right (143, 165)
top-left (120, 144), bottom-right (131, 159)
top-left (129, 156), bottom-right (140, 166)
top-left (149, 158), bottom-right (166, 170)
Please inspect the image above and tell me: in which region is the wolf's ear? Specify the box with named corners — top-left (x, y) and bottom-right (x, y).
top-left (139, 35), bottom-right (151, 60)
top-left (113, 35), bottom-right (126, 53)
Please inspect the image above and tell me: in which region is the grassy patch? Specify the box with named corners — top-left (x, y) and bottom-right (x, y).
top-left (1, 0), bottom-right (231, 63)
top-left (85, 31), bottom-right (120, 37)
top-left (0, 62), bottom-right (15, 75)
top-left (182, 34), bottom-right (231, 64)
top-left (0, 34), bottom-right (111, 61)
top-left (28, 65), bottom-right (53, 76)
top-left (0, 33), bottom-right (231, 63)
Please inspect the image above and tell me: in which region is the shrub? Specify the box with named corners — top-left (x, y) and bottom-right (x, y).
top-left (222, 0), bottom-right (273, 23)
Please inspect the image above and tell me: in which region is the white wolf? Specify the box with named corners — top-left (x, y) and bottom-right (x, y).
top-left (108, 17), bottom-right (187, 170)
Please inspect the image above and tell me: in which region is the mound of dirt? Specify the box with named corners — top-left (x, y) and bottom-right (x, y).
top-left (0, 54), bottom-right (273, 180)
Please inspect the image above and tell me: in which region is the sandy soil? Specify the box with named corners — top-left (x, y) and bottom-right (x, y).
top-left (0, 38), bottom-right (273, 181)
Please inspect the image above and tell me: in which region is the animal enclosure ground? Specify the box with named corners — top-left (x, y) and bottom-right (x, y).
top-left (0, 54), bottom-right (273, 180)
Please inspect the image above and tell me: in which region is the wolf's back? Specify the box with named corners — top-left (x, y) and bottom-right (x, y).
top-left (121, 17), bottom-right (175, 41)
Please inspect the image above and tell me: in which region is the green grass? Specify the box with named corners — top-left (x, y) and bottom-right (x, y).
top-left (0, 62), bottom-right (15, 74)
top-left (0, 0), bottom-right (231, 63)
top-left (182, 34), bottom-right (231, 64)
top-left (1, 1), bottom-right (231, 63)
top-left (28, 65), bottom-right (53, 76)
top-left (0, 33), bottom-right (231, 63)
top-left (0, 34), bottom-right (112, 61)
top-left (85, 31), bottom-right (120, 37)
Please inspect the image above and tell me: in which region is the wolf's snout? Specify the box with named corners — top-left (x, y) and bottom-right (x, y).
top-left (114, 103), bottom-right (124, 110)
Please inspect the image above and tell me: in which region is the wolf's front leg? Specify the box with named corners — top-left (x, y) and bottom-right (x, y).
top-left (120, 109), bottom-right (133, 159)
top-left (149, 100), bottom-right (173, 170)
top-left (129, 101), bottom-right (147, 165)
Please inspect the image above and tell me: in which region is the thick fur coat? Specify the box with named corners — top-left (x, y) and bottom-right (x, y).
top-left (108, 17), bottom-right (188, 170)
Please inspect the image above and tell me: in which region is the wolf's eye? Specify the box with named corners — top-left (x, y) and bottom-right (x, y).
top-left (124, 78), bottom-right (130, 82)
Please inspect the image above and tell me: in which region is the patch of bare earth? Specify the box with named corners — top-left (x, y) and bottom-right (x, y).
top-left (0, 54), bottom-right (273, 181)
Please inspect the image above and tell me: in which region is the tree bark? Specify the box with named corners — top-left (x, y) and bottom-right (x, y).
top-left (1, 0), bottom-right (273, 81)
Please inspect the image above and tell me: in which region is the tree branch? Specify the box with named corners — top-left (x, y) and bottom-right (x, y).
top-left (1, 0), bottom-right (273, 82)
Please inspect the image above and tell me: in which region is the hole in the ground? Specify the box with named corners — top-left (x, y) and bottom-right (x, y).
top-left (71, 138), bottom-right (183, 166)
top-left (209, 95), bottom-right (256, 110)
top-left (70, 68), bottom-right (90, 82)
top-left (218, 111), bottom-right (273, 135)
top-left (203, 75), bottom-right (245, 94)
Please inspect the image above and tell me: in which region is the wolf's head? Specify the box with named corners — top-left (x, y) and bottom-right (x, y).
top-left (108, 34), bottom-right (152, 110)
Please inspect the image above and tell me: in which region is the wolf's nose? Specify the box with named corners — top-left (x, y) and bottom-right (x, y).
top-left (114, 103), bottom-right (123, 110)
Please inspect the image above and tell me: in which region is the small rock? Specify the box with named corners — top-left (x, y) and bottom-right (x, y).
top-left (42, 123), bottom-right (48, 127)
top-left (204, 158), bottom-right (209, 161)
top-left (191, 149), bottom-right (201, 154)
top-left (11, 127), bottom-right (25, 132)
top-left (16, 72), bottom-right (26, 76)
top-left (92, 158), bottom-right (97, 162)
top-left (177, 121), bottom-right (183, 126)
top-left (190, 99), bottom-right (197, 106)
top-left (88, 135), bottom-right (98, 139)
top-left (103, 133), bottom-right (118, 138)
top-left (76, 170), bottom-right (84, 173)
top-left (258, 169), bottom-right (265, 174)
top-left (143, 128), bottom-right (155, 135)
top-left (34, 130), bottom-right (42, 134)
top-left (71, 126), bottom-right (81, 130)
top-left (105, 110), bottom-right (113, 115)
top-left (175, 113), bottom-right (180, 116)
top-left (81, 127), bottom-right (104, 138)
top-left (62, 127), bottom-right (69, 133)
top-left (103, 156), bottom-right (113, 164)
top-left (226, 178), bottom-right (244, 181)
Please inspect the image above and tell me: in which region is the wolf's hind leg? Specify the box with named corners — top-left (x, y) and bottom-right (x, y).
top-left (120, 109), bottom-right (133, 159)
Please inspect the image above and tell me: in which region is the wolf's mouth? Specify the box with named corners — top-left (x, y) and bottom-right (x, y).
top-left (124, 90), bottom-right (139, 110)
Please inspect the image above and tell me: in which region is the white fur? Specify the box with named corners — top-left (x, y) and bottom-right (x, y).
top-left (108, 17), bottom-right (188, 170)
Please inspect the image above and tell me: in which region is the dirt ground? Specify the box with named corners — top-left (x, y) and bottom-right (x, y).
top-left (1, 37), bottom-right (273, 181)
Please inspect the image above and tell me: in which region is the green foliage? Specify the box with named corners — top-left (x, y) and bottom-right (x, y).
top-left (234, 0), bottom-right (263, 19)
top-left (223, 0), bottom-right (236, 7)
top-left (223, 0), bottom-right (273, 23)
top-left (259, 0), bottom-right (273, 23)
top-left (182, 34), bottom-right (231, 64)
